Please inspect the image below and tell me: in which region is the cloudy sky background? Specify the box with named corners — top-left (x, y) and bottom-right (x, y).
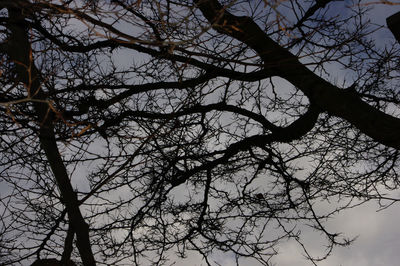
top-left (174, 2), bottom-right (400, 266)
top-left (172, 201), bottom-right (400, 266)
top-left (67, 2), bottom-right (400, 265)
top-left (275, 4), bottom-right (400, 266)
top-left (1, 1), bottom-right (400, 265)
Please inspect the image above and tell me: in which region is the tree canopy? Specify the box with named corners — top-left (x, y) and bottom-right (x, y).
top-left (0, 0), bottom-right (399, 265)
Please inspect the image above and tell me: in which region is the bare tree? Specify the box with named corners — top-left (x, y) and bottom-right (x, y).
top-left (0, 0), bottom-right (399, 265)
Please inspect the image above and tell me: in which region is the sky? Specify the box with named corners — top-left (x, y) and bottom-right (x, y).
top-left (174, 2), bottom-right (400, 266)
top-left (42, 1), bottom-right (400, 266)
top-left (2, 1), bottom-right (400, 265)
top-left (274, 3), bottom-right (400, 266)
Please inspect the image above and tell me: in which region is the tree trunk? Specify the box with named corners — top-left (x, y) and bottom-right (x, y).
top-left (5, 6), bottom-right (96, 266)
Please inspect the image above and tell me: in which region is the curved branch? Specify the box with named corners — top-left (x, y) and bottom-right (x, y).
top-left (98, 102), bottom-right (280, 133)
top-left (30, 12), bottom-right (272, 81)
top-left (170, 104), bottom-right (320, 186)
top-left (195, 0), bottom-right (400, 150)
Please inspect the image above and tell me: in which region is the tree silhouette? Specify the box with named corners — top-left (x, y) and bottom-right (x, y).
top-left (0, 0), bottom-right (399, 265)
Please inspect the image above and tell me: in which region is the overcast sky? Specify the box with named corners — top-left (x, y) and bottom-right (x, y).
top-left (67, 2), bottom-right (400, 266)
top-left (173, 2), bottom-right (400, 266)
top-left (170, 200), bottom-right (400, 266)
top-left (274, 5), bottom-right (400, 266)
top-left (2, 1), bottom-right (400, 266)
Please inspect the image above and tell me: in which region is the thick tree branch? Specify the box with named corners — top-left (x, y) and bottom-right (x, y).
top-left (195, 0), bottom-right (400, 150)
top-left (170, 104), bottom-right (320, 186)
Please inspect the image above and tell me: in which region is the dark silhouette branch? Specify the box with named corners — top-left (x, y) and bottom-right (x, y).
top-left (5, 6), bottom-right (96, 266)
top-left (195, 0), bottom-right (400, 150)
